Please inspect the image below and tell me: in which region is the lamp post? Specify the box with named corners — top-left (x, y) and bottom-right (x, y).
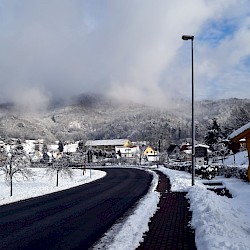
top-left (182, 35), bottom-right (195, 186)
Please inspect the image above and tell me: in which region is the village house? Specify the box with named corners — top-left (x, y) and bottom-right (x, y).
top-left (0, 140), bottom-right (4, 151)
top-left (228, 121), bottom-right (250, 181)
top-left (115, 145), bottom-right (140, 160)
top-left (167, 144), bottom-right (180, 160)
top-left (195, 144), bottom-right (209, 165)
top-left (85, 139), bottom-right (133, 152)
top-left (143, 146), bottom-right (159, 162)
top-left (179, 143), bottom-right (192, 161)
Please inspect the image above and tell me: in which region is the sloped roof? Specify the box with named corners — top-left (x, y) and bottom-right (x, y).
top-left (228, 121), bottom-right (250, 141)
top-left (85, 139), bottom-right (130, 147)
top-left (167, 144), bottom-right (179, 154)
top-left (195, 144), bottom-right (209, 148)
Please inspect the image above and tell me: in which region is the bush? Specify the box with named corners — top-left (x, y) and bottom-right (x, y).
top-left (164, 162), bottom-right (248, 181)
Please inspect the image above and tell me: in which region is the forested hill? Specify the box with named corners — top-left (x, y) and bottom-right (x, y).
top-left (0, 94), bottom-right (249, 150)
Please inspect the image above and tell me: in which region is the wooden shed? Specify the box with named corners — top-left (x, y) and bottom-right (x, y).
top-left (228, 122), bottom-right (250, 181)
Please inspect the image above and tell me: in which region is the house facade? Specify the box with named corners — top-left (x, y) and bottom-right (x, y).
top-left (228, 122), bottom-right (250, 181)
top-left (195, 144), bottom-right (209, 165)
top-left (143, 146), bottom-right (159, 162)
top-left (167, 144), bottom-right (180, 159)
top-left (115, 146), bottom-right (140, 159)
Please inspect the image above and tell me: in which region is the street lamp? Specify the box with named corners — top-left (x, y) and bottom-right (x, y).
top-left (182, 35), bottom-right (195, 186)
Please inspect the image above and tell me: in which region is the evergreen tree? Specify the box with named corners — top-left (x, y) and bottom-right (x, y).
top-left (204, 118), bottom-right (223, 150)
top-left (42, 144), bottom-right (48, 154)
top-left (58, 140), bottom-right (64, 153)
top-left (77, 140), bottom-right (85, 153)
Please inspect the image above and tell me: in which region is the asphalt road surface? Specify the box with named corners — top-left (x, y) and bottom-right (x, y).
top-left (0, 168), bottom-right (152, 250)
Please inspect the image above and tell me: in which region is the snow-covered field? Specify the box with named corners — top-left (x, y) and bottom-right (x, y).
top-left (223, 150), bottom-right (248, 166)
top-left (0, 168), bottom-right (106, 206)
top-left (0, 154), bottom-right (249, 250)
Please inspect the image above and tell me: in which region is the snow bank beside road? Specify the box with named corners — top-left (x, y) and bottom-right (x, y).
top-left (0, 168), bottom-right (106, 206)
top-left (188, 184), bottom-right (250, 250)
top-left (157, 166), bottom-right (250, 250)
top-left (93, 170), bottom-right (160, 250)
top-left (158, 166), bottom-right (192, 192)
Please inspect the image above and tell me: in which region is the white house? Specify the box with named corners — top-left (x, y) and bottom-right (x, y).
top-left (64, 142), bottom-right (79, 153)
top-left (115, 145), bottom-right (140, 159)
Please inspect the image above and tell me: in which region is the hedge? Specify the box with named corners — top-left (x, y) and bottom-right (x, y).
top-left (164, 162), bottom-right (248, 181)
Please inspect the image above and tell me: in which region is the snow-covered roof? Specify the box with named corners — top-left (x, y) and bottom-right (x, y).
top-left (85, 139), bottom-right (130, 147)
top-left (64, 143), bottom-right (78, 153)
top-left (228, 121), bottom-right (250, 140)
top-left (181, 149), bottom-right (192, 154)
top-left (195, 144), bottom-right (209, 148)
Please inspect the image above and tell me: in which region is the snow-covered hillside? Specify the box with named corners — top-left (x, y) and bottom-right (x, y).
top-left (0, 96), bottom-right (249, 147)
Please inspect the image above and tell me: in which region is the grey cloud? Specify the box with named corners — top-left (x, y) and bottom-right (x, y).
top-left (0, 0), bottom-right (248, 108)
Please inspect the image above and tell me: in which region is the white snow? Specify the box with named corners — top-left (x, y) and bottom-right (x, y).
top-left (93, 170), bottom-right (160, 250)
top-left (223, 150), bottom-right (249, 166)
top-left (228, 121), bottom-right (250, 140)
top-left (0, 164), bottom-right (250, 250)
top-left (94, 165), bottom-right (250, 250)
top-left (0, 168), bottom-right (106, 206)
top-left (188, 179), bottom-right (250, 250)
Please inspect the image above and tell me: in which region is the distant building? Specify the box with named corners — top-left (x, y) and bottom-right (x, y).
top-left (167, 144), bottom-right (180, 159)
top-left (0, 140), bottom-right (5, 152)
top-left (64, 142), bottom-right (78, 153)
top-left (228, 121), bottom-right (250, 181)
top-left (195, 144), bottom-right (209, 165)
top-left (143, 146), bottom-right (159, 162)
top-left (239, 138), bottom-right (246, 149)
top-left (85, 139), bottom-right (132, 152)
top-left (115, 145), bottom-right (140, 159)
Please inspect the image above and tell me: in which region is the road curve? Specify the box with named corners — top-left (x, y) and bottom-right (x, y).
top-left (0, 168), bottom-right (152, 250)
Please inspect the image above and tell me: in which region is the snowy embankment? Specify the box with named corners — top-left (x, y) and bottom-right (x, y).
top-left (158, 166), bottom-right (250, 250)
top-left (95, 164), bottom-right (250, 250)
top-left (0, 168), bottom-right (106, 206)
top-left (223, 150), bottom-right (248, 166)
top-left (1, 163), bottom-right (249, 250)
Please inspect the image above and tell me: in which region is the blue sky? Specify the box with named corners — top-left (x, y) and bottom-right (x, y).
top-left (0, 0), bottom-right (249, 110)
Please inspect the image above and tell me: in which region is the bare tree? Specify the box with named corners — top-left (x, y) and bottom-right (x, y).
top-left (47, 153), bottom-right (72, 187)
top-left (0, 140), bottom-right (32, 196)
top-left (70, 151), bottom-right (86, 175)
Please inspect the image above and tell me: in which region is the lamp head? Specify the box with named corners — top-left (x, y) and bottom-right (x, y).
top-left (182, 35), bottom-right (194, 40)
